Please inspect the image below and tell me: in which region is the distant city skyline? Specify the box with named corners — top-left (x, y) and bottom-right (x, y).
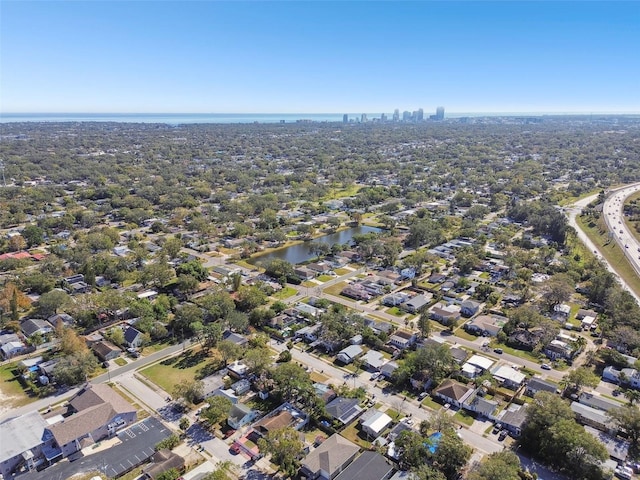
top-left (1, 1), bottom-right (639, 114)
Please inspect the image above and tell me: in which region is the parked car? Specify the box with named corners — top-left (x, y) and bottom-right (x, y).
top-left (541, 363), bottom-right (552, 370)
top-left (493, 348), bottom-right (503, 354)
top-left (418, 392), bottom-right (428, 400)
top-left (498, 431), bottom-right (508, 441)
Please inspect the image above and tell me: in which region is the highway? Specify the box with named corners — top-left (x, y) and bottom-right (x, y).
top-left (565, 185), bottom-right (640, 305)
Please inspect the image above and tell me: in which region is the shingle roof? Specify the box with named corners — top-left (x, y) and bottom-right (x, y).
top-left (254, 410), bottom-right (294, 433)
top-left (69, 384), bottom-right (135, 415)
top-left (335, 451), bottom-right (393, 480)
top-left (48, 403), bottom-right (115, 446)
top-left (433, 379), bottom-right (473, 403)
top-left (302, 434), bottom-right (360, 477)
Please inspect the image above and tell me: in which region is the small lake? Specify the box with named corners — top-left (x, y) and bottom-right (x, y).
top-left (248, 225), bottom-right (382, 266)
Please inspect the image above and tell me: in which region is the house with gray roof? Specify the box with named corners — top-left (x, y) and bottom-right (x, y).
top-left (578, 392), bottom-right (623, 412)
top-left (20, 318), bottom-right (54, 338)
top-left (325, 397), bottom-right (364, 425)
top-left (571, 402), bottom-right (615, 432)
top-left (334, 451), bottom-right (393, 480)
top-left (300, 434), bottom-right (360, 480)
top-left (336, 345), bottom-right (363, 365)
top-left (228, 403), bottom-right (258, 429)
top-left (525, 377), bottom-right (558, 397)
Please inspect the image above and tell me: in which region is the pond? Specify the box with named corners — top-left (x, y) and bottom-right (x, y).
top-left (248, 225), bottom-right (382, 266)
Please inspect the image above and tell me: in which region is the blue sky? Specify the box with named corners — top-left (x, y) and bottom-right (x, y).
top-left (1, 1), bottom-right (639, 114)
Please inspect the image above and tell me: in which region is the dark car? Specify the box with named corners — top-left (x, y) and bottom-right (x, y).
top-left (498, 431), bottom-right (508, 441)
top-left (493, 348), bottom-right (503, 354)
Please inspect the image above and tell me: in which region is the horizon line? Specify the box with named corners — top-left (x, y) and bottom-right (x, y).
top-left (2, 111), bottom-right (640, 117)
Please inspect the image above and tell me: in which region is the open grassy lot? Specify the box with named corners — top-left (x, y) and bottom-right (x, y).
top-left (273, 286), bottom-right (298, 299)
top-left (0, 362), bottom-right (36, 408)
top-left (140, 347), bottom-right (222, 394)
top-left (334, 268), bottom-right (351, 275)
top-left (323, 281), bottom-right (348, 296)
top-left (317, 275), bottom-right (333, 282)
top-left (454, 409), bottom-right (475, 426)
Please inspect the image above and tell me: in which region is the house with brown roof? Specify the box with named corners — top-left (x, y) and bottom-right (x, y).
top-left (46, 384), bottom-right (137, 458)
top-left (300, 433), bottom-right (360, 480)
top-left (142, 449), bottom-right (185, 479)
top-left (90, 339), bottom-right (122, 361)
top-left (432, 379), bottom-right (474, 408)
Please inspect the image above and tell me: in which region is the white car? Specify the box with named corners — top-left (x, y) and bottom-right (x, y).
top-left (541, 363), bottom-right (552, 370)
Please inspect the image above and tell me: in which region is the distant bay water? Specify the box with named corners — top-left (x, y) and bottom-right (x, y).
top-left (0, 112), bottom-right (555, 125)
top-left (0, 113), bottom-right (364, 124)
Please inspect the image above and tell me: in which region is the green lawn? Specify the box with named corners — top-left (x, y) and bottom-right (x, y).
top-left (140, 348), bottom-right (222, 394)
top-left (421, 396), bottom-right (442, 411)
top-left (273, 286), bottom-right (297, 299)
top-left (0, 362), bottom-right (37, 408)
top-left (323, 281), bottom-right (348, 296)
top-left (453, 328), bottom-right (476, 341)
top-left (114, 357), bottom-right (128, 366)
top-left (317, 275), bottom-right (333, 282)
top-left (334, 268), bottom-right (351, 275)
top-left (340, 422), bottom-right (371, 449)
top-left (385, 307), bottom-right (405, 317)
top-left (141, 340), bottom-right (172, 356)
top-left (454, 409), bottom-right (475, 426)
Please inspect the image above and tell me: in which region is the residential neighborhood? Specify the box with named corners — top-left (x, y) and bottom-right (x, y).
top-left (1, 119), bottom-right (640, 480)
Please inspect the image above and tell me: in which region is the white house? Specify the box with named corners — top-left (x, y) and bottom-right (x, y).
top-left (361, 410), bottom-right (392, 438)
top-left (337, 345), bottom-right (363, 365)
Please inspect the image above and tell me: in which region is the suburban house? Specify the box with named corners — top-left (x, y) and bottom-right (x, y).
top-left (123, 326), bottom-right (144, 348)
top-left (362, 350), bottom-right (386, 371)
top-left (334, 451), bottom-right (394, 480)
top-left (313, 383), bottom-right (337, 404)
top-left (336, 345), bottom-right (364, 365)
top-left (141, 449), bottom-right (185, 480)
top-left (433, 379), bottom-right (474, 408)
top-left (462, 389), bottom-right (498, 419)
top-left (460, 299), bottom-right (481, 317)
top-left (525, 377), bottom-right (558, 397)
top-left (252, 403), bottom-right (308, 437)
top-left (464, 314), bottom-right (506, 337)
top-left (402, 293), bottom-right (432, 314)
top-left (544, 339), bottom-right (575, 361)
top-left (47, 313), bottom-right (74, 328)
top-left (571, 402), bottom-right (614, 433)
top-left (382, 293), bottom-right (410, 307)
top-left (1, 335), bottom-right (27, 359)
top-left (325, 397), bottom-right (364, 425)
top-left (379, 361), bottom-right (398, 379)
top-left (461, 355), bottom-right (494, 378)
top-left (90, 340), bottom-right (122, 361)
top-left (228, 403), bottom-right (258, 429)
top-left (360, 410), bottom-right (392, 439)
top-left (300, 434), bottom-right (360, 480)
top-left (388, 330), bottom-right (416, 350)
top-left (496, 405), bottom-right (528, 436)
top-left (20, 318), bottom-right (54, 338)
top-left (227, 361), bottom-right (250, 379)
top-left (492, 366), bottom-right (526, 389)
top-left (578, 392), bottom-right (623, 413)
top-left (429, 302), bottom-right (461, 326)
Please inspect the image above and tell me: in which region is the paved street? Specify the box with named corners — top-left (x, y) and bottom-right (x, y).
top-left (270, 339), bottom-right (505, 456)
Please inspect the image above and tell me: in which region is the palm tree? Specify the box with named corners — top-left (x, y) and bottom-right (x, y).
top-left (624, 389), bottom-right (640, 406)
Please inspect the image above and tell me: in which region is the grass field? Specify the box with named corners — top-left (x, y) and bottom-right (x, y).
top-left (114, 357), bottom-right (128, 366)
top-left (454, 409), bottom-right (475, 426)
top-left (317, 275), bottom-right (333, 282)
top-left (624, 190), bottom-right (640, 244)
top-left (334, 268), bottom-right (351, 275)
top-left (273, 286), bottom-right (297, 299)
top-left (0, 362), bottom-right (35, 408)
top-left (323, 281), bottom-right (348, 296)
top-left (578, 215), bottom-right (640, 298)
top-left (140, 348), bottom-right (222, 394)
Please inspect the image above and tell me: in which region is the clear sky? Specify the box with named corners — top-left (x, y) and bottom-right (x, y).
top-left (1, 1), bottom-right (639, 114)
